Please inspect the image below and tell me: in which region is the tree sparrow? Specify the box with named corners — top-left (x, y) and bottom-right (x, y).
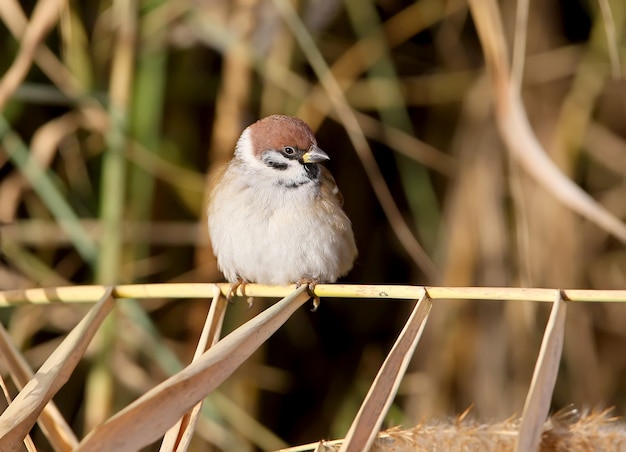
top-left (207, 115), bottom-right (357, 308)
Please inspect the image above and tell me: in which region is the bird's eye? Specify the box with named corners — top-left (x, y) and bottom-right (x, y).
top-left (283, 146), bottom-right (296, 155)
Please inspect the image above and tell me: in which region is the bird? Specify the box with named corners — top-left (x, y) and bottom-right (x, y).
top-left (207, 115), bottom-right (357, 309)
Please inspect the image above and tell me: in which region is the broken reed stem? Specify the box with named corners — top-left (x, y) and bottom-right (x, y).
top-left (0, 284), bottom-right (625, 306)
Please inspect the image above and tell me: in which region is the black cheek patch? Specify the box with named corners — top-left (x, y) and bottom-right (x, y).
top-left (304, 163), bottom-right (320, 180)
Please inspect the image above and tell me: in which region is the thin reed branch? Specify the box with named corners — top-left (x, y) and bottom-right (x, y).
top-left (0, 284), bottom-right (625, 306)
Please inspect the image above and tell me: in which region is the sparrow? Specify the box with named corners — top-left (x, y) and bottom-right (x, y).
top-left (207, 115), bottom-right (357, 309)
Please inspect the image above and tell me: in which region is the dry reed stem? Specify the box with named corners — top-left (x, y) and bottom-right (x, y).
top-left (76, 285), bottom-right (310, 451)
top-left (467, 0), bottom-right (626, 243)
top-left (0, 287), bottom-right (114, 449)
top-left (0, 355), bottom-right (38, 452)
top-left (0, 0), bottom-right (66, 110)
top-left (516, 292), bottom-right (567, 452)
top-left (340, 290), bottom-right (431, 452)
top-left (160, 285), bottom-right (227, 451)
top-left (0, 322), bottom-right (78, 450)
top-left (1, 284), bottom-right (625, 306)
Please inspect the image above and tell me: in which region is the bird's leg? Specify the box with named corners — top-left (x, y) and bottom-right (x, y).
top-left (296, 278), bottom-right (320, 312)
top-left (227, 278), bottom-right (247, 302)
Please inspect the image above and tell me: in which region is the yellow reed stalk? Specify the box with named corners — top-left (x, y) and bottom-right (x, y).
top-left (0, 284), bottom-right (625, 306)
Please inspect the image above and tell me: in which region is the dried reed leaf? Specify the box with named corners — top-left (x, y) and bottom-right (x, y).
top-left (77, 285), bottom-right (310, 451)
top-left (0, 322), bottom-right (78, 450)
top-left (339, 289), bottom-right (431, 452)
top-left (516, 291), bottom-right (567, 452)
top-left (0, 0), bottom-right (66, 110)
top-left (0, 287), bottom-right (115, 449)
top-left (0, 369), bottom-right (37, 451)
top-left (468, 0), bottom-right (626, 244)
top-left (160, 285), bottom-right (227, 452)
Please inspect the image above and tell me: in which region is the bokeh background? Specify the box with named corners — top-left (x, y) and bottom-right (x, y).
top-left (1, 0), bottom-right (625, 450)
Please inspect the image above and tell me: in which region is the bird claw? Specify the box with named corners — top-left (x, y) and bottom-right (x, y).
top-left (296, 278), bottom-right (320, 312)
top-left (310, 295), bottom-right (320, 312)
top-left (227, 279), bottom-right (247, 302)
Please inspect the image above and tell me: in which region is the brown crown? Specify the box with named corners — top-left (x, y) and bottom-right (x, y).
top-left (248, 115), bottom-right (317, 157)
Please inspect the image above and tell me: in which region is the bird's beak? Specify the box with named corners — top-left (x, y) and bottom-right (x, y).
top-left (302, 145), bottom-right (330, 163)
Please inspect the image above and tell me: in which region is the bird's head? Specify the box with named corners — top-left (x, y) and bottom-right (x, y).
top-left (235, 115), bottom-right (330, 188)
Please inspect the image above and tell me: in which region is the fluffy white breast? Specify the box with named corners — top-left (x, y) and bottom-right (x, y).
top-left (207, 161), bottom-right (356, 285)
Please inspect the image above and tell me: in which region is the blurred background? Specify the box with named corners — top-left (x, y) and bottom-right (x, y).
top-left (1, 0), bottom-right (625, 450)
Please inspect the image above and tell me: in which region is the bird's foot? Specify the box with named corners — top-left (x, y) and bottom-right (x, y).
top-left (296, 278), bottom-right (320, 312)
top-left (227, 279), bottom-right (247, 302)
